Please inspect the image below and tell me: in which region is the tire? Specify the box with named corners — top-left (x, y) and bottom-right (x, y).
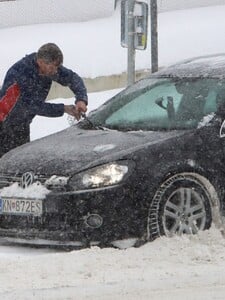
top-left (147, 173), bottom-right (213, 240)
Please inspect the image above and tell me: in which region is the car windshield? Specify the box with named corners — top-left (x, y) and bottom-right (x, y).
top-left (83, 77), bottom-right (225, 131)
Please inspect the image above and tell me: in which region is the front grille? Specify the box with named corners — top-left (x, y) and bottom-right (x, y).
top-left (0, 174), bottom-right (22, 189)
top-left (0, 173), bottom-right (67, 192)
top-left (0, 173), bottom-right (47, 188)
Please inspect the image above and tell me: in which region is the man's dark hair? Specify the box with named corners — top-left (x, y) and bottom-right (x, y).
top-left (37, 43), bottom-right (63, 65)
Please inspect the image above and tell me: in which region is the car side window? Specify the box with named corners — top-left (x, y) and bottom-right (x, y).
top-left (203, 81), bottom-right (225, 115)
top-left (215, 86), bottom-right (225, 114)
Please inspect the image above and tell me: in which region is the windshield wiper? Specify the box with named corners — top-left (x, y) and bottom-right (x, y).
top-left (81, 113), bottom-right (106, 130)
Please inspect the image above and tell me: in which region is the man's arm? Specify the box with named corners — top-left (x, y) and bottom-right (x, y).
top-left (53, 66), bottom-right (88, 120)
top-left (26, 98), bottom-right (86, 120)
top-left (27, 99), bottom-right (84, 119)
top-left (54, 66), bottom-right (88, 104)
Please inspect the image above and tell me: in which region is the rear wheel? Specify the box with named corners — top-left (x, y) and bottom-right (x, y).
top-left (148, 173), bottom-right (214, 240)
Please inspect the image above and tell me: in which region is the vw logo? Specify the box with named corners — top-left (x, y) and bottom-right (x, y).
top-left (21, 172), bottom-right (34, 189)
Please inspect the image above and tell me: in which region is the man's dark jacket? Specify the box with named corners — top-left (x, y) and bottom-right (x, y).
top-left (0, 52), bottom-right (88, 157)
top-left (0, 52), bottom-right (88, 127)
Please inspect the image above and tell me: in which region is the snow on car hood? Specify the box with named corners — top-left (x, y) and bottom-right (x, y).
top-left (0, 126), bottom-right (185, 176)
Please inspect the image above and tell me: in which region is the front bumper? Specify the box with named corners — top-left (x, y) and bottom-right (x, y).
top-left (0, 184), bottom-right (146, 247)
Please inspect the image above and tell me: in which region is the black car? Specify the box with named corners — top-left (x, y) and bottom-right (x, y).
top-left (1, 53), bottom-right (225, 248)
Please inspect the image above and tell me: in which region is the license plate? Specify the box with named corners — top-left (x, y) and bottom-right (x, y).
top-left (0, 197), bottom-right (42, 216)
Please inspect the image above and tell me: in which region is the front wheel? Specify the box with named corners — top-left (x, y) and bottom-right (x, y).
top-left (147, 173), bottom-right (214, 240)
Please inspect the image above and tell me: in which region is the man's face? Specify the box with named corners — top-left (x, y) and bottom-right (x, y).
top-left (37, 59), bottom-right (61, 76)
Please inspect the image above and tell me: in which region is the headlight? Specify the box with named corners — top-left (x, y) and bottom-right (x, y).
top-left (68, 161), bottom-right (132, 190)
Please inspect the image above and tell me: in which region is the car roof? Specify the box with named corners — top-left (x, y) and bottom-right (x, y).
top-left (154, 53), bottom-right (225, 79)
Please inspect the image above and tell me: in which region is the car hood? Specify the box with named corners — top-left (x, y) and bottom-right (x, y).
top-left (0, 126), bottom-right (187, 176)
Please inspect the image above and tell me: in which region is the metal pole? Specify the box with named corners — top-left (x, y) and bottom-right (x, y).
top-left (150, 0), bottom-right (158, 73)
top-left (127, 0), bottom-right (135, 86)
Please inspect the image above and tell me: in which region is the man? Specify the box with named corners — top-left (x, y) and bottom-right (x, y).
top-left (0, 42), bottom-right (88, 157)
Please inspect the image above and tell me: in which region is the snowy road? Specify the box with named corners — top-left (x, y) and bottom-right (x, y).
top-left (1, 226), bottom-right (225, 300)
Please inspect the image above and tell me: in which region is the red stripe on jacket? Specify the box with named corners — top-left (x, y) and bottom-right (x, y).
top-left (0, 83), bottom-right (20, 122)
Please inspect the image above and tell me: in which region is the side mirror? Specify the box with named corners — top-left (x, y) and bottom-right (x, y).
top-left (121, 0), bottom-right (148, 50)
top-left (155, 96), bottom-right (175, 120)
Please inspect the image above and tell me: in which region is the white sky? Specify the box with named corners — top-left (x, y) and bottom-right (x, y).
top-left (1, 4), bottom-right (225, 300)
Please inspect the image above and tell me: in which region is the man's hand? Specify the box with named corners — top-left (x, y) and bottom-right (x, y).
top-left (74, 100), bottom-right (87, 120)
top-left (64, 105), bottom-right (77, 117)
top-left (64, 101), bottom-right (87, 120)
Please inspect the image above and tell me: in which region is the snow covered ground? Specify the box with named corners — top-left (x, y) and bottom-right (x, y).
top-left (1, 225), bottom-right (225, 299)
top-left (1, 4), bottom-right (225, 300)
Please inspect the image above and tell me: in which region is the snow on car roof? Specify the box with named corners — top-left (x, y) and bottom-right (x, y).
top-left (156, 53), bottom-right (225, 78)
